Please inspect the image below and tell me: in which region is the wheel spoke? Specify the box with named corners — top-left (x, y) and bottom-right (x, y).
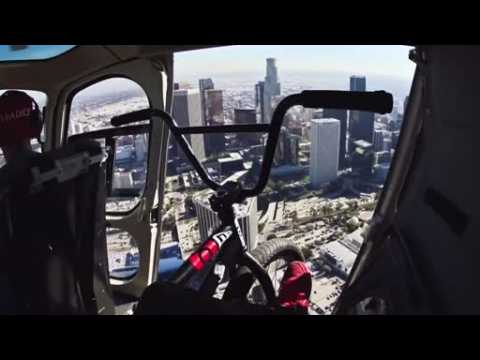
top-left (229, 240), bottom-right (304, 307)
top-left (248, 258), bottom-right (289, 303)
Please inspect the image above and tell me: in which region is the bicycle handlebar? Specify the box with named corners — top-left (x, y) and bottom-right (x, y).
top-left (298, 90), bottom-right (392, 113)
top-left (111, 90), bottom-right (393, 199)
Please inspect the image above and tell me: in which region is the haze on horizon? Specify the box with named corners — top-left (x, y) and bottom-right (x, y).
top-left (174, 45), bottom-right (416, 102)
top-left (175, 45), bottom-right (413, 76)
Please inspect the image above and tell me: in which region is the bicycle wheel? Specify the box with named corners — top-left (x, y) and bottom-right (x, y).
top-left (223, 238), bottom-right (304, 305)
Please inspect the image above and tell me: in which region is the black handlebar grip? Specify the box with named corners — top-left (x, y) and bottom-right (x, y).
top-left (300, 90), bottom-right (393, 114)
top-left (111, 109), bottom-right (152, 127)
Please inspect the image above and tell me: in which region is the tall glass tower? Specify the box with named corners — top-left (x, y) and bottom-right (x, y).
top-left (261, 58), bottom-right (281, 124)
top-left (349, 75), bottom-right (374, 146)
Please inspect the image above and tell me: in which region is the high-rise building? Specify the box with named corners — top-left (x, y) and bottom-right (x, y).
top-left (194, 196), bottom-right (258, 251)
top-left (383, 138), bottom-right (392, 152)
top-left (391, 130), bottom-right (401, 149)
top-left (350, 76), bottom-right (366, 92)
top-left (204, 89), bottom-right (226, 157)
top-left (218, 152), bottom-right (245, 177)
top-left (273, 127), bottom-right (301, 166)
top-left (134, 134), bottom-right (148, 162)
top-left (391, 105), bottom-right (399, 123)
top-left (375, 150), bottom-right (391, 165)
top-left (199, 78), bottom-right (214, 91)
top-left (265, 58), bottom-right (281, 97)
top-left (234, 108), bottom-right (259, 146)
top-left (255, 81), bottom-right (265, 123)
top-left (234, 108), bottom-right (257, 124)
top-left (349, 76), bottom-right (375, 147)
top-left (397, 113), bottom-right (404, 126)
top-left (193, 171), bottom-right (258, 251)
top-left (373, 130), bottom-right (386, 152)
top-left (387, 117), bottom-right (400, 132)
top-left (378, 115), bottom-right (389, 126)
top-left (309, 118), bottom-right (340, 189)
top-left (323, 108), bottom-right (348, 169)
top-left (199, 78), bottom-right (215, 125)
top-left (172, 89), bottom-right (205, 161)
top-left (258, 58), bottom-right (281, 124)
top-left (205, 89), bottom-right (224, 123)
top-left (351, 140), bottom-right (375, 178)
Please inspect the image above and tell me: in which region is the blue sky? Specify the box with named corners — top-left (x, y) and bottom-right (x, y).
top-left (175, 45), bottom-right (415, 80)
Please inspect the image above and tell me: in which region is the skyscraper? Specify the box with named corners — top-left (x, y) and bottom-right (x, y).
top-left (172, 89), bottom-right (205, 161)
top-left (351, 140), bottom-right (375, 178)
top-left (309, 118), bottom-right (340, 189)
top-left (349, 76), bottom-right (374, 147)
top-left (323, 108), bottom-right (348, 169)
top-left (383, 137), bottom-right (392, 152)
top-left (375, 150), bottom-right (391, 165)
top-left (373, 129), bottom-right (386, 152)
top-left (265, 58), bottom-right (281, 97)
top-left (199, 78), bottom-right (214, 90)
top-left (234, 108), bottom-right (259, 146)
top-left (391, 104), bottom-right (399, 123)
top-left (255, 81), bottom-right (265, 123)
top-left (193, 171), bottom-right (258, 251)
top-left (388, 118), bottom-right (399, 132)
top-left (273, 127), bottom-right (301, 166)
top-left (134, 134), bottom-right (148, 162)
top-left (194, 196), bottom-right (258, 251)
top-left (257, 58), bottom-right (281, 124)
top-left (204, 89), bottom-right (226, 157)
top-left (391, 130), bottom-right (401, 149)
top-left (199, 78), bottom-right (214, 125)
top-left (350, 76), bottom-right (366, 92)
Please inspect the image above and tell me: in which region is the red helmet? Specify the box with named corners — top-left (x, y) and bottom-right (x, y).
top-left (0, 90), bottom-right (42, 147)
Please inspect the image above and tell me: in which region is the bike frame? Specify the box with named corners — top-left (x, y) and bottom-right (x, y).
top-left (111, 90), bottom-right (393, 307)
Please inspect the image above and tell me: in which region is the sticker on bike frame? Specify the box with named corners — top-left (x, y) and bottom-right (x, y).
top-left (211, 230), bottom-right (233, 247)
top-left (188, 230), bottom-right (233, 271)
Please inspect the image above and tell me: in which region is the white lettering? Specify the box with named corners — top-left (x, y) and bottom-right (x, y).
top-left (0, 107), bottom-right (31, 124)
top-left (212, 230), bottom-right (233, 246)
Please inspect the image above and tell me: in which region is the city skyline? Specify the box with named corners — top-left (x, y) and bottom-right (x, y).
top-left (68, 46), bottom-right (414, 104)
top-left (175, 46), bottom-right (415, 80)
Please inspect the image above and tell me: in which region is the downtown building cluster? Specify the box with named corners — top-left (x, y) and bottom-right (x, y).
top-left (167, 58), bottom-right (407, 252)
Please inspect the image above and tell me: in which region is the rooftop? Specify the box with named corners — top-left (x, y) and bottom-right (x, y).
top-left (218, 152), bottom-right (243, 163)
top-left (311, 118), bottom-right (340, 125)
top-left (174, 89), bottom-right (200, 96)
top-left (353, 139), bottom-right (373, 148)
top-left (320, 240), bottom-right (358, 274)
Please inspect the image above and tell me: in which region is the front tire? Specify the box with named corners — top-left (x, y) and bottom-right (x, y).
top-left (223, 238), bottom-right (304, 304)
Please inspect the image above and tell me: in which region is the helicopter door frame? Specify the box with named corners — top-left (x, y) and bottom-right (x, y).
top-left (333, 48), bottom-right (426, 314)
top-left (53, 58), bottom-right (170, 299)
